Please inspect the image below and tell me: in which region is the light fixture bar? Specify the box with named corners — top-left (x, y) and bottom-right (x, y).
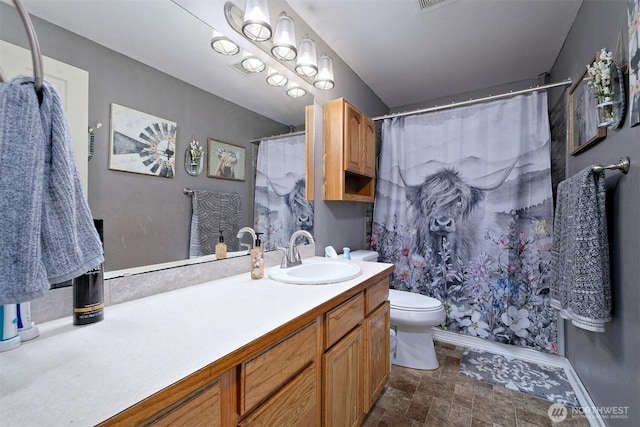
top-left (272, 12), bottom-right (297, 61)
top-left (266, 66), bottom-right (288, 86)
top-left (211, 29), bottom-right (239, 56)
top-left (242, 0), bottom-right (272, 41)
top-left (295, 35), bottom-right (318, 77)
top-left (314, 53), bottom-right (334, 90)
top-left (240, 51), bottom-right (266, 73)
top-left (286, 81), bottom-right (306, 98)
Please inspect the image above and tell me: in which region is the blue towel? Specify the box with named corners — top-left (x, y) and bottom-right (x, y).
top-left (550, 166), bottom-right (611, 332)
top-left (0, 77), bottom-right (104, 304)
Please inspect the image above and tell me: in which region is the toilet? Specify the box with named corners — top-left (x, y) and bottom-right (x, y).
top-left (388, 289), bottom-right (445, 370)
top-left (350, 250), bottom-right (446, 370)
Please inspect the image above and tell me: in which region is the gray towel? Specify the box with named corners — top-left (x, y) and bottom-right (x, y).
top-left (0, 77), bottom-right (104, 304)
top-left (189, 190), bottom-right (242, 257)
top-left (550, 166), bottom-right (611, 332)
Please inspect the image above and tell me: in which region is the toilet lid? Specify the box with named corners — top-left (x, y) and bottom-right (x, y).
top-left (389, 289), bottom-right (443, 311)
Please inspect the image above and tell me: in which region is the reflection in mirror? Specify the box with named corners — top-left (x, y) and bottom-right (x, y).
top-left (0, 1), bottom-right (313, 273)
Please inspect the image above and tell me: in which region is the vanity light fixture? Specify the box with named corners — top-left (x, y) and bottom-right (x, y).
top-left (240, 51), bottom-right (266, 73)
top-left (314, 53), bottom-right (335, 90)
top-left (242, 0), bottom-right (272, 42)
top-left (266, 67), bottom-right (288, 87)
top-left (295, 35), bottom-right (318, 77)
top-left (222, 1), bottom-right (335, 93)
top-left (210, 29), bottom-right (239, 56)
top-left (286, 81), bottom-right (306, 98)
top-left (271, 13), bottom-right (296, 61)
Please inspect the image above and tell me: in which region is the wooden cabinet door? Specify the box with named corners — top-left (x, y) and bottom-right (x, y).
top-left (344, 102), bottom-right (363, 174)
top-left (323, 327), bottom-right (363, 427)
top-left (364, 302), bottom-right (390, 412)
top-left (361, 116), bottom-right (376, 178)
top-left (239, 364), bottom-right (318, 427)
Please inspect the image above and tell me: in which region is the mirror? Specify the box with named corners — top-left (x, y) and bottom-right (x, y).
top-left (0, 0), bottom-right (314, 273)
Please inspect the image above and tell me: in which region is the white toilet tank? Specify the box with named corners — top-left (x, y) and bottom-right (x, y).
top-left (349, 250), bottom-right (379, 262)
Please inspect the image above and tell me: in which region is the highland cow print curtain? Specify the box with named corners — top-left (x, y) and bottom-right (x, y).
top-left (372, 92), bottom-right (558, 353)
top-left (254, 134), bottom-right (313, 251)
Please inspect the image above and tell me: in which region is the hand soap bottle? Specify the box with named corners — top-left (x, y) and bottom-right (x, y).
top-left (250, 232), bottom-right (264, 279)
top-left (215, 230), bottom-right (227, 259)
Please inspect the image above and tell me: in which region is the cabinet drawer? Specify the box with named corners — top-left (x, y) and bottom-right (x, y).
top-left (366, 276), bottom-right (389, 314)
top-left (325, 292), bottom-right (364, 350)
top-left (241, 321), bottom-right (317, 415)
top-left (153, 379), bottom-right (221, 427)
top-left (239, 363), bottom-right (318, 427)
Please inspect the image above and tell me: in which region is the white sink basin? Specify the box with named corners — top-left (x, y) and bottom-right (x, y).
top-left (268, 260), bottom-right (362, 285)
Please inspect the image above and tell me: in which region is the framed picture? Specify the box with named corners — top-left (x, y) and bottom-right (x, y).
top-left (207, 138), bottom-right (246, 181)
top-left (568, 59), bottom-right (606, 156)
top-left (109, 103), bottom-right (177, 177)
top-left (629, 0), bottom-right (640, 126)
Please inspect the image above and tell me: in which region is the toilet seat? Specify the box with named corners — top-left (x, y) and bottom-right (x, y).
top-left (389, 289), bottom-right (442, 312)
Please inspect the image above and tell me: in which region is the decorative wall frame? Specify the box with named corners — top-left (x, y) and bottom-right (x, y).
top-left (207, 138), bottom-right (246, 181)
top-left (628, 0), bottom-right (640, 126)
top-left (109, 104), bottom-right (177, 177)
top-left (568, 59), bottom-right (606, 156)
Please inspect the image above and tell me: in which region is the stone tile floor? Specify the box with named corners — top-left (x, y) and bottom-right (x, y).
top-left (363, 341), bottom-right (590, 427)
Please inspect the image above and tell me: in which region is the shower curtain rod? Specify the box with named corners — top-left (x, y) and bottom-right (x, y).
top-left (250, 130), bottom-right (306, 144)
top-left (372, 79), bottom-right (573, 122)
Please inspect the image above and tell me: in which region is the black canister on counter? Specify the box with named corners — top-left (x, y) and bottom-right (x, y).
top-left (73, 219), bottom-right (104, 325)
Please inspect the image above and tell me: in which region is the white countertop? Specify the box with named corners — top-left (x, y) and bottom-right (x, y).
top-left (0, 257), bottom-right (391, 426)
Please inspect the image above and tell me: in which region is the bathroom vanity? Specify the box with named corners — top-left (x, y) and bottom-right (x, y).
top-left (0, 257), bottom-right (393, 426)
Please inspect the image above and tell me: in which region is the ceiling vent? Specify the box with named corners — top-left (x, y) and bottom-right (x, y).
top-left (416, 0), bottom-right (448, 12)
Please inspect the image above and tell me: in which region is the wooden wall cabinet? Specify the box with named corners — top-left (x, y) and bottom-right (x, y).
top-left (323, 98), bottom-right (376, 202)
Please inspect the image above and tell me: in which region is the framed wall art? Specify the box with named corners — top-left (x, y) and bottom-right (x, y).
top-left (568, 61), bottom-right (606, 156)
top-left (207, 138), bottom-right (246, 181)
top-left (109, 104), bottom-right (177, 177)
top-left (629, 0), bottom-right (640, 126)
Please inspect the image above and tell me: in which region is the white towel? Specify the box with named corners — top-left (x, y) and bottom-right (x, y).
top-left (0, 77), bottom-right (103, 304)
top-left (550, 166), bottom-right (611, 332)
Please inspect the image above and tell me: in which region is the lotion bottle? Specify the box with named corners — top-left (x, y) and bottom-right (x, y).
top-left (250, 232), bottom-right (264, 279)
top-left (215, 231), bottom-right (227, 259)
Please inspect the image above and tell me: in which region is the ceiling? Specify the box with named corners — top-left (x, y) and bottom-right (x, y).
top-left (4, 0), bottom-right (582, 124)
top-left (287, 0), bottom-right (583, 109)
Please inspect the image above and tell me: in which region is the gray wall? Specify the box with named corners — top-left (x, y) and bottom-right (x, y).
top-left (0, 4), bottom-right (288, 271)
top-left (548, 1), bottom-right (640, 424)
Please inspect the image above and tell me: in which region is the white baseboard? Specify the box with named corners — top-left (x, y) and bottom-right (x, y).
top-left (432, 329), bottom-right (604, 427)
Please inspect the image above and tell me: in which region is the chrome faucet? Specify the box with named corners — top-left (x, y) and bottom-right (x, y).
top-left (237, 227), bottom-right (257, 251)
top-left (280, 230), bottom-right (314, 268)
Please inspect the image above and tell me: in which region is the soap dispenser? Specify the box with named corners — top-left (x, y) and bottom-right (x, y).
top-left (215, 230), bottom-right (227, 259)
top-left (250, 232), bottom-right (264, 279)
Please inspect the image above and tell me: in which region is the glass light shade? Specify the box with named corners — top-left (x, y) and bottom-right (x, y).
top-left (210, 29), bottom-right (239, 56)
top-left (271, 13), bottom-right (296, 61)
top-left (295, 36), bottom-right (318, 77)
top-left (240, 52), bottom-right (266, 73)
top-left (266, 67), bottom-right (288, 87)
top-left (286, 81), bottom-right (306, 98)
top-left (314, 54), bottom-right (335, 89)
top-left (242, 0), bottom-right (272, 41)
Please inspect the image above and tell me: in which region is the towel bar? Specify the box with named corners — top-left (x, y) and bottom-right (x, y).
top-left (592, 157), bottom-right (630, 174)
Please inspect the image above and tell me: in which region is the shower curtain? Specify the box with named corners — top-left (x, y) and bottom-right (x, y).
top-left (372, 92), bottom-right (558, 353)
top-left (254, 134), bottom-right (313, 251)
